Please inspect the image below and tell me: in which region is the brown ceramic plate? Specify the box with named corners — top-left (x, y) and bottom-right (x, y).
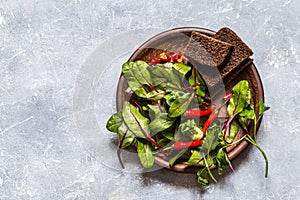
top-left (116, 27), bottom-right (264, 173)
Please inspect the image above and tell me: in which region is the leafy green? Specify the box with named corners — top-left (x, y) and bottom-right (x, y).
top-left (161, 130), bottom-right (175, 141)
top-left (188, 67), bottom-right (206, 101)
top-left (184, 150), bottom-right (202, 165)
top-left (259, 100), bottom-right (270, 120)
top-left (168, 92), bottom-right (195, 118)
top-left (223, 120), bottom-right (240, 143)
top-left (175, 119), bottom-right (203, 141)
top-left (148, 63), bottom-right (182, 88)
top-left (117, 123), bottom-right (136, 148)
top-left (137, 140), bottom-right (155, 168)
top-left (164, 90), bottom-right (185, 106)
top-left (198, 124), bottom-right (221, 155)
top-left (149, 113), bottom-right (175, 133)
top-left (173, 63), bottom-right (191, 76)
top-left (122, 101), bottom-right (150, 138)
top-left (122, 61), bottom-right (151, 91)
top-left (227, 80), bottom-right (250, 118)
top-left (106, 111), bottom-right (123, 133)
top-left (197, 168), bottom-right (209, 186)
top-left (169, 149), bottom-right (187, 167)
top-left (216, 149), bottom-right (229, 175)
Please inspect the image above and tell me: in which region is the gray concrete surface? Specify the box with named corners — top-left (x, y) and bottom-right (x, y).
top-left (0, 0), bottom-right (299, 199)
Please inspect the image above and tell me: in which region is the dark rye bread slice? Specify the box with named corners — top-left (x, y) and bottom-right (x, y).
top-left (223, 58), bottom-right (253, 86)
top-left (213, 27), bottom-right (253, 78)
top-left (184, 31), bottom-right (233, 68)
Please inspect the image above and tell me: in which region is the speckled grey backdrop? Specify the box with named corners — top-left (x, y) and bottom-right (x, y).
top-left (1, 0), bottom-right (300, 199)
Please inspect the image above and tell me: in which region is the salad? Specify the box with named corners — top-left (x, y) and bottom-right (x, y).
top-left (106, 52), bottom-right (269, 185)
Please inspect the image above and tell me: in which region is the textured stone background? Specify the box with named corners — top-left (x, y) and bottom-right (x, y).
top-left (1, 0), bottom-right (300, 199)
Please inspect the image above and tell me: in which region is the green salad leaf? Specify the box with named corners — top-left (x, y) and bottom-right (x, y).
top-left (122, 101), bottom-right (150, 138)
top-left (137, 140), bottom-right (155, 168)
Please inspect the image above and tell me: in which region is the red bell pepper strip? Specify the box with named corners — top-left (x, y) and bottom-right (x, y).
top-left (184, 108), bottom-right (212, 118)
top-left (202, 111), bottom-right (218, 135)
top-left (173, 140), bottom-right (204, 150)
top-left (224, 91), bottom-right (233, 101)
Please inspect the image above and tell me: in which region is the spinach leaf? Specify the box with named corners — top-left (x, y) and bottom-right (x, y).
top-left (149, 113), bottom-right (175, 133)
top-left (198, 124), bottom-right (221, 155)
top-left (176, 119), bottom-right (203, 141)
top-left (122, 101), bottom-right (150, 138)
top-left (106, 111), bottom-right (123, 133)
top-left (137, 140), bottom-right (155, 168)
top-left (164, 90), bottom-right (185, 106)
top-left (117, 122), bottom-right (136, 148)
top-left (223, 120), bottom-right (240, 143)
top-left (168, 93), bottom-right (195, 118)
top-left (173, 63), bottom-right (191, 76)
top-left (227, 80), bottom-right (250, 118)
top-left (258, 100), bottom-right (270, 120)
top-left (188, 67), bottom-right (206, 101)
top-left (148, 63), bottom-right (182, 89)
top-left (122, 61), bottom-right (151, 91)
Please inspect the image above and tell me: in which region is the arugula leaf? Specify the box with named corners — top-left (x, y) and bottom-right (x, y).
top-left (168, 93), bottom-right (195, 118)
top-left (122, 101), bottom-right (150, 138)
top-left (137, 140), bottom-right (155, 168)
top-left (106, 111), bottom-right (123, 133)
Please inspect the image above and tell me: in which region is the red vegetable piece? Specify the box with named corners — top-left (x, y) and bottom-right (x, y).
top-left (150, 58), bottom-right (161, 64)
top-left (171, 52), bottom-right (179, 62)
top-left (159, 52), bottom-right (171, 62)
top-left (224, 91), bottom-right (233, 101)
top-left (184, 109), bottom-right (212, 118)
top-left (202, 111), bottom-right (218, 135)
top-left (173, 140), bottom-right (204, 150)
